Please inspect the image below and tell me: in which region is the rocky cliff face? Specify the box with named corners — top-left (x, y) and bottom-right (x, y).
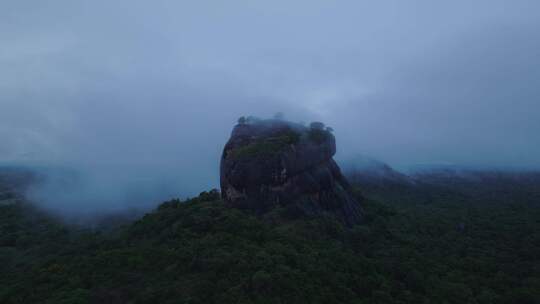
top-left (220, 118), bottom-right (362, 225)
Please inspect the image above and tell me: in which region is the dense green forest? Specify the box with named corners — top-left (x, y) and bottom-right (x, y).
top-left (1, 170), bottom-right (540, 303)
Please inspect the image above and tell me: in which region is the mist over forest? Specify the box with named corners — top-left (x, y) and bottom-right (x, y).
top-left (2, 0), bottom-right (540, 215)
top-left (1, 1), bottom-right (540, 303)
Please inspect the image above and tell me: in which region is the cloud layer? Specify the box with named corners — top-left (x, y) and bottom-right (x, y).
top-left (1, 0), bottom-right (539, 214)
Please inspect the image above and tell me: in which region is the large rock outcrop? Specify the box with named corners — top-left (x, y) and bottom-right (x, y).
top-left (220, 118), bottom-right (362, 225)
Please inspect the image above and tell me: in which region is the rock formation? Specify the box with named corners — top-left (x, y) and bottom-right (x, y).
top-left (220, 118), bottom-right (362, 225)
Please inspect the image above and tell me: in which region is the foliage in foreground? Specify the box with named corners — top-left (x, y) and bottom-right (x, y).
top-left (0, 186), bottom-right (539, 303)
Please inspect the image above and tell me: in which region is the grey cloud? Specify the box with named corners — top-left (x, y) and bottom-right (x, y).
top-left (1, 0), bottom-right (539, 216)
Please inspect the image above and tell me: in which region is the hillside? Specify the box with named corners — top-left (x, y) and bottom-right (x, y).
top-left (1, 166), bottom-right (540, 303)
top-left (343, 158), bottom-right (540, 207)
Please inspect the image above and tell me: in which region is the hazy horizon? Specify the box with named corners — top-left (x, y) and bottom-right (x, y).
top-left (2, 0), bottom-right (539, 215)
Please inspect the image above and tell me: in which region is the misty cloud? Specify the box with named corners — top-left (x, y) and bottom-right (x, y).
top-left (1, 0), bottom-right (539, 215)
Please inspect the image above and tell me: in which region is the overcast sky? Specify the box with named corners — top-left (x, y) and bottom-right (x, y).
top-left (1, 1), bottom-right (540, 213)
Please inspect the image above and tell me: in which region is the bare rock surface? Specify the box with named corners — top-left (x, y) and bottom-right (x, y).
top-left (220, 118), bottom-right (362, 225)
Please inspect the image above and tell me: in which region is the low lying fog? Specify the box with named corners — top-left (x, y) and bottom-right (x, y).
top-left (1, 0), bottom-right (539, 217)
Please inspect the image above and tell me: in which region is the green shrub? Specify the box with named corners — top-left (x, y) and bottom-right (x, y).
top-left (230, 129), bottom-right (300, 158)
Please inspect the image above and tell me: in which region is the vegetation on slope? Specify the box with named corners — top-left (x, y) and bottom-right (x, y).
top-left (230, 129), bottom-right (301, 159)
top-left (1, 170), bottom-right (540, 303)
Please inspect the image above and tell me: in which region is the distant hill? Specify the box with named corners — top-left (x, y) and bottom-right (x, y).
top-left (342, 156), bottom-right (413, 186)
top-left (410, 168), bottom-right (540, 207)
top-left (342, 157), bottom-right (540, 207)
